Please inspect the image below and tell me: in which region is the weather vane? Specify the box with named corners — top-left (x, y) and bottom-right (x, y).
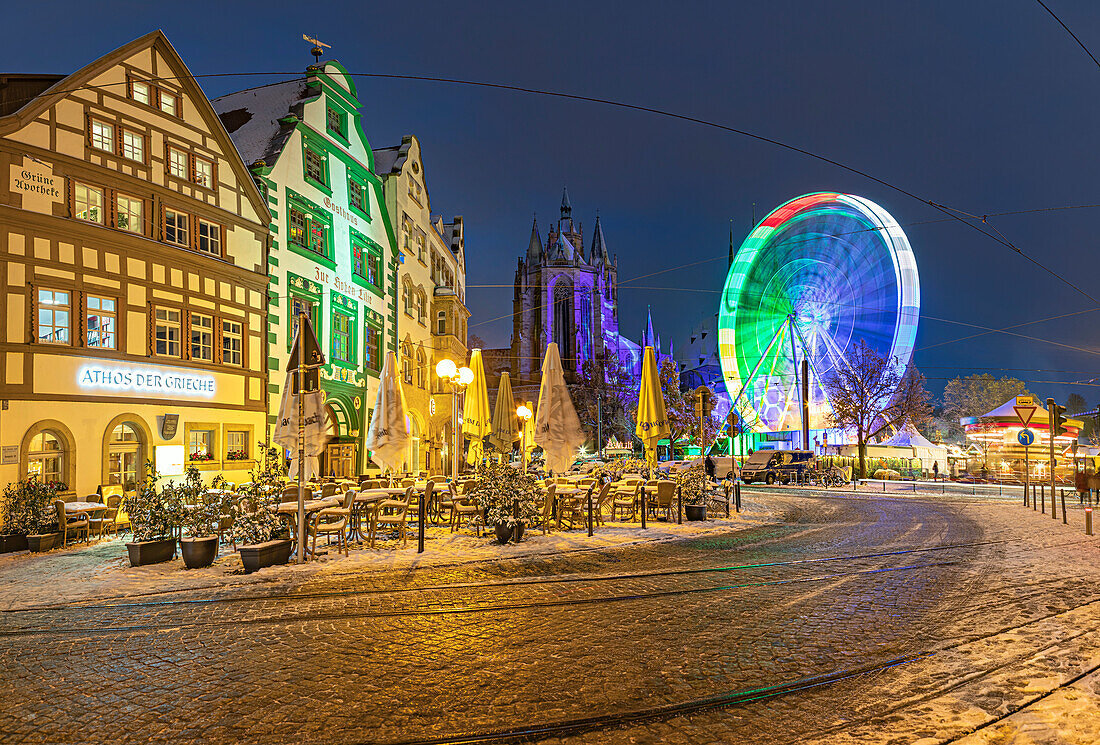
top-left (302, 35), bottom-right (331, 64)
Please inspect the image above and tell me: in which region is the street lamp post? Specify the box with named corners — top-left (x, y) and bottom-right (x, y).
top-left (516, 404), bottom-right (532, 473)
top-left (436, 358), bottom-right (472, 480)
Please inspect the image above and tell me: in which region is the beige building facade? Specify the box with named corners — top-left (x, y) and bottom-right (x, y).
top-left (0, 31), bottom-right (271, 497)
top-left (373, 136), bottom-right (468, 475)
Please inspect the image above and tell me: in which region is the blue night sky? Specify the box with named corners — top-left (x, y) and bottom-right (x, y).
top-left (7, 1), bottom-right (1098, 404)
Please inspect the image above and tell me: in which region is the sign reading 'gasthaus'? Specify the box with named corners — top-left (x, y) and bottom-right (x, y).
top-left (77, 365), bottom-right (217, 398)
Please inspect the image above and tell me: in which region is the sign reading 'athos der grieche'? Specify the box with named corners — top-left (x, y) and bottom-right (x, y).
top-left (77, 364), bottom-right (216, 398)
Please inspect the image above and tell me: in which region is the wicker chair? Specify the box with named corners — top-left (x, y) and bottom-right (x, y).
top-left (372, 486), bottom-right (413, 548)
top-left (312, 489), bottom-right (356, 556)
top-left (449, 481), bottom-right (482, 535)
top-left (557, 484), bottom-right (592, 531)
top-left (105, 494), bottom-right (125, 536)
top-left (592, 482), bottom-right (613, 526)
top-left (84, 496), bottom-right (113, 540)
top-left (612, 482), bottom-right (640, 522)
top-left (55, 499), bottom-right (90, 546)
top-left (653, 480), bottom-right (676, 521)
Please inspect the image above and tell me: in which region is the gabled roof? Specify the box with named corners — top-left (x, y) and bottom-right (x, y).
top-left (212, 79), bottom-right (312, 167)
top-left (0, 30), bottom-right (268, 222)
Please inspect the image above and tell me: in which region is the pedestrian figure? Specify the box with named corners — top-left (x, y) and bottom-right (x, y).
top-left (932, 461), bottom-right (938, 481)
top-left (704, 455), bottom-right (716, 481)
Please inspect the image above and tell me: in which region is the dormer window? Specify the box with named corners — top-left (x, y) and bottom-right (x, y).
top-left (130, 80), bottom-right (150, 105)
top-left (194, 156), bottom-right (213, 188)
top-left (159, 90), bottom-right (178, 117)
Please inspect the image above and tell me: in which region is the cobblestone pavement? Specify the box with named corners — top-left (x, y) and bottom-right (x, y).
top-left (1, 491), bottom-right (1098, 744)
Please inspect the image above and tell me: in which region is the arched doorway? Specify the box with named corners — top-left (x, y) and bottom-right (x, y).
top-left (323, 402), bottom-right (356, 479)
top-left (21, 419), bottom-right (77, 491)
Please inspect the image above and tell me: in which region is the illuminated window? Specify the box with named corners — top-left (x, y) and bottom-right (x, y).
top-left (226, 430), bottom-right (249, 460)
top-left (198, 219), bottom-right (221, 256)
top-left (401, 343), bottom-right (412, 383)
top-left (155, 307), bottom-right (181, 357)
top-left (160, 90), bottom-right (178, 116)
top-left (73, 183), bottom-right (104, 223)
top-left (416, 349), bottom-right (426, 388)
top-left (437, 310), bottom-right (446, 336)
top-left (348, 180), bottom-right (364, 212)
top-left (37, 289), bottom-right (70, 345)
top-left (86, 295), bottom-right (116, 349)
top-left (364, 325), bottom-right (381, 372)
top-left (290, 296), bottom-right (319, 345)
top-left (130, 81), bottom-right (150, 105)
top-left (332, 312), bottom-right (352, 364)
top-left (27, 432), bottom-right (64, 484)
top-left (402, 280), bottom-right (412, 316)
top-left (188, 429), bottom-right (214, 461)
top-left (116, 194), bottom-right (142, 232)
top-left (305, 146), bottom-right (325, 185)
top-left (190, 312), bottom-right (214, 362)
top-left (90, 120), bottom-right (114, 152)
top-left (222, 320), bottom-right (243, 366)
top-left (121, 130), bottom-right (144, 162)
top-left (108, 423), bottom-right (141, 489)
top-left (326, 106), bottom-right (345, 138)
top-left (194, 156), bottom-right (213, 188)
top-left (164, 209), bottom-right (189, 246)
top-left (416, 231), bottom-right (426, 263)
top-left (168, 147), bottom-right (188, 179)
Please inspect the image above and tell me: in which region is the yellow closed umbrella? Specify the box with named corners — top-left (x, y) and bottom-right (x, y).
top-left (488, 372), bottom-right (519, 456)
top-left (635, 345), bottom-right (669, 476)
top-left (462, 348), bottom-right (492, 466)
top-left (523, 400), bottom-right (537, 460)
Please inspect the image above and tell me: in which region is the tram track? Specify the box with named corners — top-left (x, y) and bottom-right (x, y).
top-left (0, 560), bottom-right (958, 638)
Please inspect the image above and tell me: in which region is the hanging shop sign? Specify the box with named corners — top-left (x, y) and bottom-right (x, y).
top-left (77, 364), bottom-right (216, 398)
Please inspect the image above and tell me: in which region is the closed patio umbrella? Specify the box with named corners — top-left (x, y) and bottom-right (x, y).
top-left (534, 342), bottom-right (585, 475)
top-left (363, 351), bottom-right (410, 475)
top-left (488, 371), bottom-right (519, 457)
top-left (463, 348), bottom-right (492, 467)
top-left (635, 345), bottom-right (669, 476)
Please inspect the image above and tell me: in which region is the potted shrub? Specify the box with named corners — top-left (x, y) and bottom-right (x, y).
top-left (676, 464), bottom-right (708, 521)
top-left (473, 461), bottom-right (541, 544)
top-left (233, 444), bottom-right (292, 573)
top-left (176, 467), bottom-right (229, 569)
top-left (2, 477), bottom-right (63, 552)
top-left (122, 465), bottom-right (183, 566)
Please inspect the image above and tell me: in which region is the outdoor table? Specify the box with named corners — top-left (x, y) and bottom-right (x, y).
top-left (272, 499), bottom-right (339, 558)
top-left (350, 491), bottom-right (391, 542)
top-left (65, 501), bottom-right (108, 515)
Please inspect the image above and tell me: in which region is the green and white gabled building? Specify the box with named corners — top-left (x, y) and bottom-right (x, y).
top-left (214, 62), bottom-right (397, 477)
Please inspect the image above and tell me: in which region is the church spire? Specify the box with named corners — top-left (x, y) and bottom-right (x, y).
top-left (645, 306), bottom-right (655, 349)
top-left (526, 214), bottom-right (542, 262)
top-left (560, 187), bottom-right (572, 219)
top-left (590, 213), bottom-right (611, 266)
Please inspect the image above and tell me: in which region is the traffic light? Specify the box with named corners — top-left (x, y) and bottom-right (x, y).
top-left (1047, 398), bottom-right (1069, 438)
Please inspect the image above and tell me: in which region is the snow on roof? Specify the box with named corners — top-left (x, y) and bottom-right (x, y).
top-left (372, 145), bottom-right (402, 175)
top-left (882, 423), bottom-right (940, 449)
top-left (212, 79), bottom-right (312, 167)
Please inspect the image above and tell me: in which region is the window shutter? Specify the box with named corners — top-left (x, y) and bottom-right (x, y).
top-left (28, 284), bottom-right (37, 344)
top-left (85, 112), bottom-right (92, 148)
top-left (76, 290), bottom-right (85, 347)
top-left (183, 310), bottom-right (191, 360)
top-left (66, 178), bottom-right (74, 218)
top-left (211, 160), bottom-right (219, 190)
top-left (214, 315), bottom-right (222, 364)
top-left (220, 224), bottom-right (227, 259)
top-left (147, 301), bottom-right (155, 357)
top-left (158, 203), bottom-right (165, 242)
top-left (107, 189), bottom-right (116, 231)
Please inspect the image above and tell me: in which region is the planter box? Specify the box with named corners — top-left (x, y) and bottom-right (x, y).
top-left (26, 533), bottom-right (59, 552)
top-left (239, 539), bottom-right (293, 573)
top-left (685, 505), bottom-right (707, 522)
top-left (0, 534), bottom-right (28, 553)
top-left (125, 538), bottom-right (177, 567)
top-left (180, 536), bottom-right (219, 569)
top-left (493, 523), bottom-right (513, 545)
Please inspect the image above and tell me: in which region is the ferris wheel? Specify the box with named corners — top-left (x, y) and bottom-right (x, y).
top-left (718, 192), bottom-right (920, 433)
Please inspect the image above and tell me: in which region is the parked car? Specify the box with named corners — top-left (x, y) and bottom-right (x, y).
top-left (740, 450), bottom-right (816, 485)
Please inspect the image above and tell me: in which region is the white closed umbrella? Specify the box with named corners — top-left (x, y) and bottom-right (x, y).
top-left (273, 365), bottom-right (334, 479)
top-left (534, 343), bottom-right (585, 475)
top-left (363, 351), bottom-right (410, 474)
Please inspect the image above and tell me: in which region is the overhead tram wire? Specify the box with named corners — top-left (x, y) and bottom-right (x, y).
top-left (1034, 0), bottom-right (1100, 72)
top-left (9, 70), bottom-right (1098, 306)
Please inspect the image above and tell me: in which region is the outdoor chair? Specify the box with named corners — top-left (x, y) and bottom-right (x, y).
top-left (282, 485), bottom-right (312, 503)
top-left (104, 494), bottom-right (124, 536)
top-left (55, 499), bottom-right (90, 546)
top-left (202, 492), bottom-right (233, 544)
top-left (84, 495), bottom-right (112, 540)
top-left (557, 484), bottom-right (591, 530)
top-left (373, 486), bottom-right (414, 548)
top-left (439, 481), bottom-right (456, 523)
top-left (450, 484), bottom-right (482, 536)
top-left (612, 483), bottom-right (640, 522)
top-left (654, 480), bottom-right (676, 521)
top-left (592, 482), bottom-right (613, 526)
top-left (320, 483), bottom-right (339, 499)
top-left (312, 489), bottom-right (355, 556)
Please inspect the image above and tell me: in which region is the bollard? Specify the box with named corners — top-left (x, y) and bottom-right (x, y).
top-left (1052, 486), bottom-right (1058, 520)
top-left (677, 485), bottom-right (682, 525)
top-left (418, 492), bottom-right (426, 554)
top-left (640, 484), bottom-right (647, 529)
top-left (735, 482), bottom-right (742, 513)
top-left (725, 483), bottom-right (730, 517)
top-left (1087, 507), bottom-right (1093, 536)
top-left (587, 491), bottom-right (593, 537)
top-left (1041, 484), bottom-right (1046, 514)
top-left (1061, 491), bottom-right (1067, 525)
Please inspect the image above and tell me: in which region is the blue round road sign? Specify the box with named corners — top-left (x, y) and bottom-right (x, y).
top-left (1018, 428), bottom-right (1035, 447)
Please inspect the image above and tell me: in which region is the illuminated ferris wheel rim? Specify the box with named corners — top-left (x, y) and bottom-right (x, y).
top-left (718, 192), bottom-right (920, 433)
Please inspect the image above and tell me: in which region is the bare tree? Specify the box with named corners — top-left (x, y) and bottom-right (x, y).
top-left (943, 374), bottom-right (1029, 423)
top-left (821, 340), bottom-right (932, 479)
top-left (569, 350), bottom-right (637, 448)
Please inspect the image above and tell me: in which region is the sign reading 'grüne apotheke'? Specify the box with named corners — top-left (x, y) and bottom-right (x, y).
top-left (77, 364), bottom-right (216, 398)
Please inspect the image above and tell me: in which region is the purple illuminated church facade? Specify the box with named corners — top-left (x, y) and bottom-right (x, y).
top-left (492, 190), bottom-right (668, 389)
